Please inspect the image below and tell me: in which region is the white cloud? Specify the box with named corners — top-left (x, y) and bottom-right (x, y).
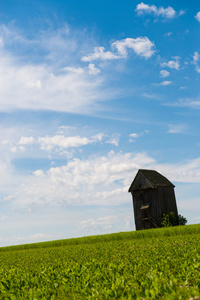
top-left (0, 57), bottom-right (111, 113)
top-left (142, 92), bottom-right (161, 100)
top-left (0, 24), bottom-right (156, 115)
top-left (56, 126), bottom-right (76, 134)
top-left (129, 130), bottom-right (149, 142)
top-left (63, 66), bottom-right (84, 74)
top-left (158, 81), bottom-right (172, 86)
top-left (0, 160), bottom-right (14, 189)
top-left (17, 133), bottom-right (105, 154)
top-left (135, 2), bottom-right (177, 19)
top-left (18, 137), bottom-right (35, 145)
top-left (129, 133), bottom-right (139, 138)
top-left (193, 52), bottom-right (199, 63)
top-left (161, 58), bottom-right (180, 70)
top-left (195, 12), bottom-right (200, 22)
top-left (159, 159), bottom-right (200, 184)
top-left (88, 63), bottom-right (101, 75)
top-left (106, 134), bottom-right (120, 146)
top-left (0, 129), bottom-right (106, 159)
top-left (78, 216), bottom-right (117, 230)
top-left (9, 151), bottom-right (154, 208)
top-left (2, 146), bottom-right (200, 214)
top-left (178, 10), bottom-right (186, 17)
top-left (0, 24), bottom-right (117, 114)
top-left (96, 187), bottom-right (128, 199)
top-left (192, 52), bottom-right (200, 73)
top-left (195, 67), bottom-right (200, 73)
top-left (38, 135), bottom-right (93, 151)
top-left (1, 130), bottom-right (107, 159)
top-left (33, 170), bottom-right (45, 177)
top-left (92, 133), bottom-right (105, 142)
top-left (168, 98), bottom-right (200, 109)
top-left (112, 37), bottom-right (155, 59)
top-left (1, 233), bottom-right (53, 246)
top-left (82, 47), bottom-right (121, 62)
top-left (165, 32), bottom-right (173, 37)
top-left (184, 100), bottom-right (200, 108)
top-left (0, 215), bottom-right (6, 222)
top-left (29, 233), bottom-right (52, 240)
top-left (82, 37), bottom-right (155, 62)
top-left (160, 70), bottom-right (170, 77)
top-left (124, 216), bottom-right (133, 230)
top-left (129, 133), bottom-right (139, 142)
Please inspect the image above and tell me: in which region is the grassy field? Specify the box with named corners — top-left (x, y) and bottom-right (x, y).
top-left (0, 224), bottom-right (200, 299)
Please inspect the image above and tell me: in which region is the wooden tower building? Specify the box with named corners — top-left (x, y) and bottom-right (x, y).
top-left (128, 169), bottom-right (178, 230)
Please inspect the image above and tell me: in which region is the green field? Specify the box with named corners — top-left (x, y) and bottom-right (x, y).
top-left (0, 224), bottom-right (200, 299)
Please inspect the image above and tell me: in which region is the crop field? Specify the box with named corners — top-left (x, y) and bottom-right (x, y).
top-left (0, 225), bottom-right (200, 299)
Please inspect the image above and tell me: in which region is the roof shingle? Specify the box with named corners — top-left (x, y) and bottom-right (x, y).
top-left (139, 169), bottom-right (174, 187)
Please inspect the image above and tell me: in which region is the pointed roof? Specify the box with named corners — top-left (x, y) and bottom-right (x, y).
top-left (128, 169), bottom-right (174, 193)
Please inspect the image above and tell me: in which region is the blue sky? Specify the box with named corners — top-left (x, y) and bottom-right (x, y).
top-left (0, 0), bottom-right (200, 246)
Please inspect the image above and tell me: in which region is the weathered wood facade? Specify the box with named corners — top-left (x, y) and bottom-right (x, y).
top-left (128, 169), bottom-right (178, 230)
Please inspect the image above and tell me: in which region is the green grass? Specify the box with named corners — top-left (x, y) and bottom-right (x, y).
top-left (2, 223), bottom-right (200, 252)
top-left (0, 224), bottom-right (200, 299)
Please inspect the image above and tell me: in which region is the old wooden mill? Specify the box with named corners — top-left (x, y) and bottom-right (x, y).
top-left (129, 169), bottom-right (178, 230)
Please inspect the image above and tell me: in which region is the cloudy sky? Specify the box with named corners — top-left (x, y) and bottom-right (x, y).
top-left (0, 0), bottom-right (200, 246)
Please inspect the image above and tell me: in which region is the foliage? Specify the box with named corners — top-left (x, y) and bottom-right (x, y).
top-left (0, 224), bottom-right (199, 299)
top-left (178, 214), bottom-right (187, 225)
top-left (161, 212), bottom-right (177, 227)
top-left (161, 213), bottom-right (187, 227)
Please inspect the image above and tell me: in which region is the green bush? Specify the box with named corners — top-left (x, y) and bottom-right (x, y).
top-left (178, 214), bottom-right (187, 225)
top-left (162, 212), bottom-right (187, 227)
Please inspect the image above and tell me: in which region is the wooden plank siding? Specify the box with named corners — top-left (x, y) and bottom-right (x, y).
top-left (129, 169), bottom-right (178, 230)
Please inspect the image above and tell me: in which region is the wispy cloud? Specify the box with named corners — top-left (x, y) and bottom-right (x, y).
top-left (0, 24), bottom-right (118, 114)
top-left (142, 92), bottom-right (162, 100)
top-left (129, 130), bottom-right (149, 142)
top-left (165, 32), bottom-right (173, 37)
top-left (0, 233), bottom-right (54, 246)
top-left (0, 55), bottom-right (110, 114)
top-left (180, 100), bottom-right (200, 109)
top-left (82, 47), bottom-right (121, 62)
top-left (106, 134), bottom-right (120, 146)
top-left (154, 81), bottom-right (172, 87)
top-left (165, 98), bottom-right (200, 109)
top-left (178, 10), bottom-right (186, 17)
top-left (158, 81), bottom-right (172, 86)
top-left (77, 214), bottom-right (133, 235)
top-left (168, 124), bottom-right (186, 134)
top-left (78, 216), bottom-right (117, 230)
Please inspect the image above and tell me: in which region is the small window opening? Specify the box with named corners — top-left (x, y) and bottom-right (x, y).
top-left (140, 204), bottom-right (150, 220)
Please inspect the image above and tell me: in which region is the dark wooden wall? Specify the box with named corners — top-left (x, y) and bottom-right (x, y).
top-left (132, 186), bottom-right (178, 230)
